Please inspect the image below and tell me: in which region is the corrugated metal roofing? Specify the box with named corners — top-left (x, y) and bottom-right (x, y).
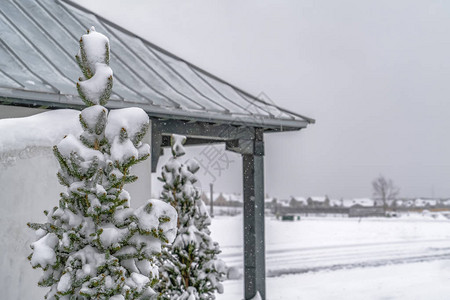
top-left (0, 0), bottom-right (314, 130)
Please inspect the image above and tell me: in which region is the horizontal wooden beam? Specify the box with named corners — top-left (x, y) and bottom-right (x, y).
top-left (152, 118), bottom-right (255, 141)
top-left (160, 136), bottom-right (223, 147)
top-left (151, 119), bottom-right (256, 172)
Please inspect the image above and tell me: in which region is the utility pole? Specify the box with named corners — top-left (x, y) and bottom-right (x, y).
top-left (210, 183), bottom-right (214, 218)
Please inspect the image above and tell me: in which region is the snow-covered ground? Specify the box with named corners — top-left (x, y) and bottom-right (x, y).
top-left (210, 214), bottom-right (450, 299)
top-left (220, 260), bottom-right (450, 300)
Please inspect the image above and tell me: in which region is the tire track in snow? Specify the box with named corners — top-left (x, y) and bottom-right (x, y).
top-left (266, 253), bottom-right (450, 277)
top-left (220, 238), bottom-right (450, 258)
top-left (220, 238), bottom-right (450, 277)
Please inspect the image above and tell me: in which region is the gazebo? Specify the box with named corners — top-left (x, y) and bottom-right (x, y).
top-left (0, 0), bottom-right (314, 299)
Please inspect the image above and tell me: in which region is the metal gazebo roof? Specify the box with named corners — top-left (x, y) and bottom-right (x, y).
top-left (0, 0), bottom-right (313, 131)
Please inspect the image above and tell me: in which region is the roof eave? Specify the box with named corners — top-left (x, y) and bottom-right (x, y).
top-left (0, 88), bottom-right (309, 131)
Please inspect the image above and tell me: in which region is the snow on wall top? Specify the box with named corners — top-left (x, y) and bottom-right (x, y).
top-left (0, 109), bottom-right (81, 165)
top-left (0, 0), bottom-right (313, 130)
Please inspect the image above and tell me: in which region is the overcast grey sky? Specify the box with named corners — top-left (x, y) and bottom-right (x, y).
top-left (73, 0), bottom-right (450, 199)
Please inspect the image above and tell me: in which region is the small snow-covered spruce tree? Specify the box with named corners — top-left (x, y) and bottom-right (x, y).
top-left (155, 135), bottom-right (227, 300)
top-left (27, 26), bottom-right (177, 300)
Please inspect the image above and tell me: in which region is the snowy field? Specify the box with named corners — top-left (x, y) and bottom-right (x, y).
top-left (210, 214), bottom-right (450, 299)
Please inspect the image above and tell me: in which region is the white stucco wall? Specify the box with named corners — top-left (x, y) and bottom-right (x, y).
top-left (0, 105), bottom-right (153, 299)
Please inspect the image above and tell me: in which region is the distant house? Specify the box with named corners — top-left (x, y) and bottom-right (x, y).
top-left (415, 198), bottom-right (437, 208)
top-left (352, 198), bottom-right (374, 207)
top-left (223, 193), bottom-right (243, 207)
top-left (307, 196), bottom-right (330, 207)
top-left (329, 198), bottom-right (344, 207)
top-left (290, 196), bottom-right (308, 207)
top-left (275, 198), bottom-right (292, 208)
top-left (200, 192), bottom-right (243, 207)
top-left (264, 197), bottom-right (275, 209)
top-left (269, 197), bottom-right (297, 215)
top-left (213, 193), bottom-right (228, 206)
top-left (442, 199), bottom-right (450, 207)
top-left (341, 198), bottom-right (374, 208)
top-left (349, 204), bottom-right (384, 217)
top-left (200, 192), bottom-right (222, 205)
top-left (264, 196), bottom-right (280, 210)
top-left (394, 199), bottom-right (403, 207)
top-left (395, 199), bottom-right (414, 208)
top-left (373, 198), bottom-right (397, 207)
top-left (388, 198), bottom-right (448, 210)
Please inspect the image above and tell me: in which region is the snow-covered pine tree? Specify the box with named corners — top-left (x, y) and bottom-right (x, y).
top-left (27, 26), bottom-right (177, 300)
top-left (156, 135), bottom-right (227, 300)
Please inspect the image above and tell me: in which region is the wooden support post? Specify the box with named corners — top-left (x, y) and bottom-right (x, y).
top-left (242, 129), bottom-right (265, 300)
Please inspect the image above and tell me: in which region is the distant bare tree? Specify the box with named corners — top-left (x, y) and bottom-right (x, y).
top-left (372, 175), bottom-right (399, 211)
